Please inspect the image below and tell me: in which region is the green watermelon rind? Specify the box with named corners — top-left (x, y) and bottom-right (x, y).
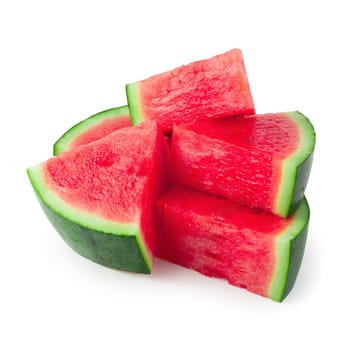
top-left (126, 83), bottom-right (144, 126)
top-left (268, 197), bottom-right (309, 301)
top-left (27, 164), bottom-right (152, 273)
top-left (275, 111), bottom-right (315, 218)
top-left (53, 105), bottom-right (130, 156)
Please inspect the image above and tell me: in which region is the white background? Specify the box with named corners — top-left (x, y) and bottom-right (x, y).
top-left (1, 1), bottom-right (349, 349)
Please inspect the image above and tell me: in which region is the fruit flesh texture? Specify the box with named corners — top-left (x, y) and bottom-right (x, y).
top-left (46, 125), bottom-right (155, 224)
top-left (127, 49), bottom-right (255, 132)
top-left (28, 121), bottom-right (168, 271)
top-left (156, 187), bottom-right (309, 300)
top-left (170, 112), bottom-right (312, 217)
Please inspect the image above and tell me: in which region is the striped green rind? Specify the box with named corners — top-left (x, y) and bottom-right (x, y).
top-left (27, 164), bottom-right (152, 273)
top-left (53, 106), bottom-right (130, 156)
top-left (275, 111), bottom-right (315, 217)
top-left (126, 82), bottom-right (144, 125)
top-left (268, 198), bottom-right (310, 302)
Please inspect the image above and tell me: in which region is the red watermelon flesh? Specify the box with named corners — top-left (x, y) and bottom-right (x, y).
top-left (45, 122), bottom-right (165, 252)
top-left (126, 49), bottom-right (255, 133)
top-left (71, 115), bottom-right (131, 149)
top-left (170, 111), bottom-right (315, 218)
top-left (156, 187), bottom-right (309, 301)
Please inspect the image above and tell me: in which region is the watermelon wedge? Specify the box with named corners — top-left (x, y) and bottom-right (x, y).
top-left (126, 49), bottom-right (255, 133)
top-left (27, 121), bottom-right (168, 273)
top-left (54, 106), bottom-right (131, 155)
top-left (169, 111), bottom-right (315, 218)
top-left (156, 187), bottom-right (310, 301)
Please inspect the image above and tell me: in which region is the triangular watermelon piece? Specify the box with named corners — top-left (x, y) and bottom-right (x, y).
top-left (169, 111), bottom-right (315, 217)
top-left (156, 187), bottom-right (310, 301)
top-left (126, 49), bottom-right (255, 133)
top-left (27, 121), bottom-right (168, 273)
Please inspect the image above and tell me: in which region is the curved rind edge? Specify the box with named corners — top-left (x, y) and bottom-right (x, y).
top-left (275, 111), bottom-right (316, 218)
top-left (26, 164), bottom-right (152, 273)
top-left (268, 198), bottom-right (310, 302)
top-left (126, 83), bottom-right (144, 125)
top-left (53, 105), bottom-right (130, 156)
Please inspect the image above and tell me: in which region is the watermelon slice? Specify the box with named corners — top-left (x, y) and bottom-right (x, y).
top-left (169, 111), bottom-right (315, 218)
top-left (126, 49), bottom-right (255, 133)
top-left (27, 121), bottom-right (168, 273)
top-left (53, 106), bottom-right (131, 155)
top-left (156, 187), bottom-right (310, 301)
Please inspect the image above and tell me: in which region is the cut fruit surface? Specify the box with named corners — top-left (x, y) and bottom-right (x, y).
top-left (28, 121), bottom-right (168, 273)
top-left (156, 187), bottom-right (310, 301)
top-left (126, 49), bottom-right (255, 133)
top-left (54, 106), bottom-right (131, 155)
top-left (169, 111), bottom-right (315, 217)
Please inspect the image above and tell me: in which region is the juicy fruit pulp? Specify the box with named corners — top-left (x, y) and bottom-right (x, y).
top-left (156, 187), bottom-right (310, 301)
top-left (169, 111), bottom-right (315, 217)
top-left (126, 49), bottom-right (255, 133)
top-left (28, 121), bottom-right (168, 273)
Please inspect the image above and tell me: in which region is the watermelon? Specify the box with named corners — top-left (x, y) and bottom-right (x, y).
top-left (126, 49), bottom-right (255, 133)
top-left (54, 106), bottom-right (131, 155)
top-left (169, 111), bottom-right (315, 218)
top-left (27, 121), bottom-right (168, 273)
top-left (156, 187), bottom-right (310, 301)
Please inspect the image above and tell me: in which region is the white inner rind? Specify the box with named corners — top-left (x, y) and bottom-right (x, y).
top-left (126, 83), bottom-right (144, 125)
top-left (275, 111), bottom-right (316, 217)
top-left (268, 198), bottom-right (310, 301)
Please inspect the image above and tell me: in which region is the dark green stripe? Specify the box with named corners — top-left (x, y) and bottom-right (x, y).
top-left (37, 194), bottom-right (150, 274)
